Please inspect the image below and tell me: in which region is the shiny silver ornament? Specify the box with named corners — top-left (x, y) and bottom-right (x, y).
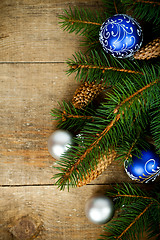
top-left (85, 195), bottom-right (114, 225)
top-left (47, 129), bottom-right (72, 160)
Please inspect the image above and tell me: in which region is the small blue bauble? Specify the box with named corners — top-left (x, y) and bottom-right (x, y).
top-left (125, 150), bottom-right (160, 183)
top-left (99, 14), bottom-right (143, 58)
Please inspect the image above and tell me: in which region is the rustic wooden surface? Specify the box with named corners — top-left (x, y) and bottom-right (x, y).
top-left (0, 1), bottom-right (150, 240)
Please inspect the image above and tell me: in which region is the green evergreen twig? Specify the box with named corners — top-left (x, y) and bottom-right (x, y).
top-left (121, 0), bottom-right (160, 24)
top-left (59, 7), bottom-right (104, 36)
top-left (67, 50), bottom-right (146, 84)
top-left (52, 66), bottom-right (160, 190)
top-left (51, 101), bottom-right (95, 132)
top-left (99, 183), bottom-right (160, 240)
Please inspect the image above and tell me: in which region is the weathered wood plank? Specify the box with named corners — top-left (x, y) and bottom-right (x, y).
top-left (0, 63), bottom-right (131, 185)
top-left (0, 0), bottom-right (103, 62)
top-left (0, 185), bottom-right (156, 240)
top-left (0, 185), bottom-right (110, 240)
top-left (0, 63), bottom-right (78, 185)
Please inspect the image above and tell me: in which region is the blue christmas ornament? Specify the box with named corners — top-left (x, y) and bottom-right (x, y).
top-left (125, 150), bottom-right (160, 183)
top-left (99, 14), bottom-right (143, 58)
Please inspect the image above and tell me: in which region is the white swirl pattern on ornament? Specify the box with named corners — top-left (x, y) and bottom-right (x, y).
top-left (144, 159), bottom-right (158, 175)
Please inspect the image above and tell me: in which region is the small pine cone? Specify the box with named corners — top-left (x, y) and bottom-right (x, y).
top-left (72, 81), bottom-right (105, 109)
top-left (77, 151), bottom-right (117, 187)
top-left (134, 38), bottom-right (160, 60)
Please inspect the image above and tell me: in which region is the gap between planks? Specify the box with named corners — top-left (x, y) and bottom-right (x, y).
top-left (0, 183), bottom-right (120, 188)
top-left (0, 61), bottom-right (65, 64)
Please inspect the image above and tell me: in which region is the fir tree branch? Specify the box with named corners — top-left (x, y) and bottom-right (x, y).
top-left (102, 0), bottom-right (125, 15)
top-left (121, 0), bottom-right (160, 24)
top-left (121, 134), bottom-right (140, 161)
top-left (112, 194), bottom-right (160, 205)
top-left (114, 78), bottom-right (159, 114)
top-left (54, 113), bottom-right (122, 189)
top-left (59, 7), bottom-right (104, 36)
top-left (67, 50), bottom-right (145, 84)
top-left (62, 110), bottom-right (94, 122)
top-left (113, 194), bottom-right (153, 200)
top-left (100, 184), bottom-right (160, 240)
top-left (115, 127), bottom-right (150, 165)
top-left (66, 19), bottom-right (101, 26)
top-left (134, 0), bottom-right (160, 6)
top-left (70, 64), bottom-right (143, 75)
top-left (59, 113), bottom-right (120, 186)
top-left (51, 101), bottom-right (95, 132)
top-left (116, 202), bottom-right (153, 239)
top-left (150, 100), bottom-right (160, 154)
top-left (87, 40), bottom-right (99, 46)
top-left (53, 66), bottom-right (160, 190)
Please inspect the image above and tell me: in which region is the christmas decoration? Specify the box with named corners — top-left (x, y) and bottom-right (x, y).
top-left (134, 37), bottom-right (160, 60)
top-left (99, 14), bottom-right (143, 58)
top-left (72, 80), bottom-right (105, 109)
top-left (124, 149), bottom-right (160, 183)
top-left (47, 130), bottom-right (72, 160)
top-left (85, 195), bottom-right (114, 225)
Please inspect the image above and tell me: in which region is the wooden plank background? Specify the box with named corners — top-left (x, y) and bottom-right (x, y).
top-left (0, 1), bottom-right (156, 239)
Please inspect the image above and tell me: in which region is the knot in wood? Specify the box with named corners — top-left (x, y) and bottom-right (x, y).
top-left (10, 216), bottom-right (41, 240)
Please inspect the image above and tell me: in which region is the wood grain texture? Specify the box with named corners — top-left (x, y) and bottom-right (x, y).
top-left (0, 63), bottom-right (131, 186)
top-left (0, 185), bottom-right (110, 240)
top-left (0, 0), bottom-right (103, 62)
top-left (0, 63), bottom-right (78, 185)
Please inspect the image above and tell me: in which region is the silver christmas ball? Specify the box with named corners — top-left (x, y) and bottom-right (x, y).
top-left (48, 129), bottom-right (73, 160)
top-left (85, 195), bottom-right (114, 225)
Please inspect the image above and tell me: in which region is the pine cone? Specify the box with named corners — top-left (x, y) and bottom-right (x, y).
top-left (134, 38), bottom-right (160, 60)
top-left (77, 151), bottom-right (117, 187)
top-left (72, 81), bottom-right (105, 109)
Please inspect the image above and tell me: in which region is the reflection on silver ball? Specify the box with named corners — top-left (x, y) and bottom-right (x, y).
top-left (85, 195), bottom-right (114, 225)
top-left (48, 130), bottom-right (72, 160)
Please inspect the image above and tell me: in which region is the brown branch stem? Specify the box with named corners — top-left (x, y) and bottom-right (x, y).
top-left (113, 194), bottom-right (160, 205)
top-left (114, 0), bottom-right (118, 14)
top-left (62, 111), bottom-right (94, 121)
top-left (71, 64), bottom-right (143, 75)
top-left (135, 0), bottom-right (160, 6)
top-left (67, 19), bottom-right (101, 26)
top-left (88, 40), bottom-right (99, 45)
top-left (124, 136), bottom-right (139, 161)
